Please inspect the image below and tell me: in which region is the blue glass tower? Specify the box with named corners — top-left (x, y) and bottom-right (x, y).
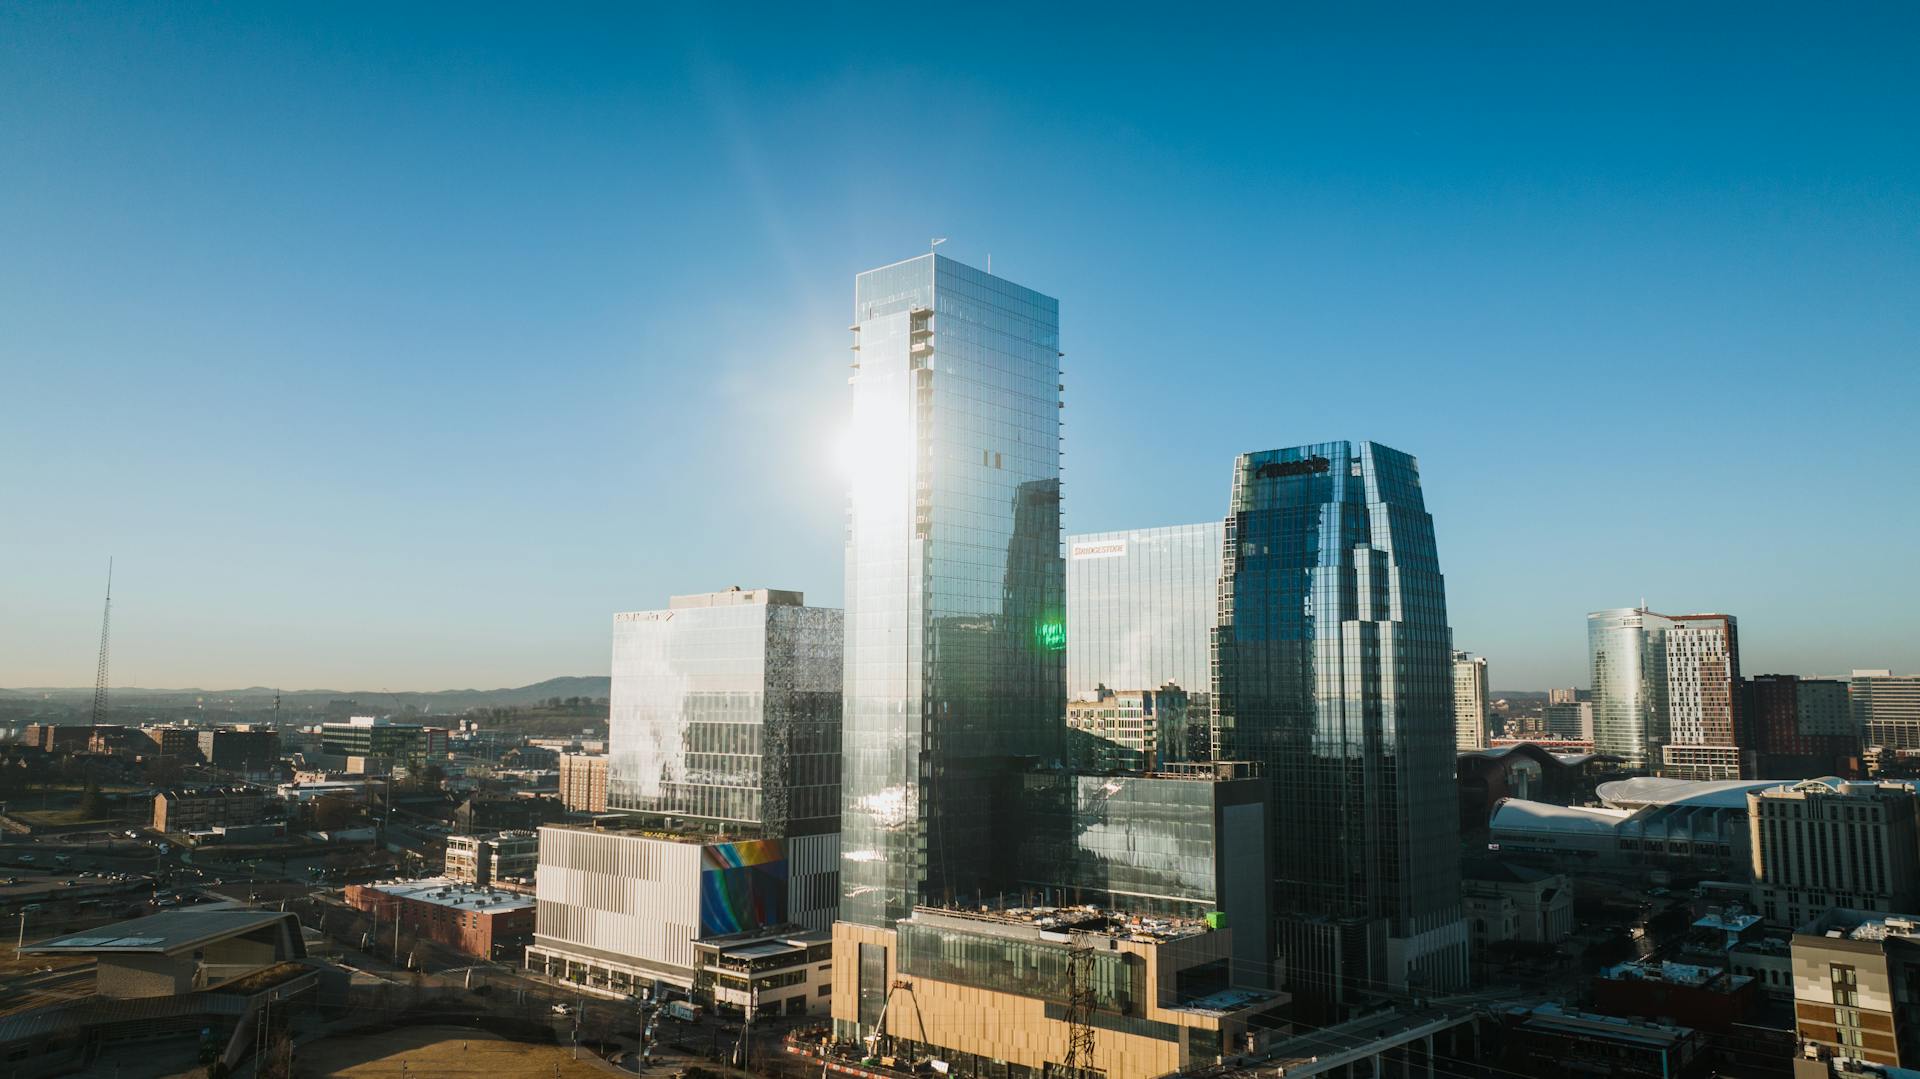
top-left (1213, 442), bottom-right (1466, 1012)
top-left (838, 254), bottom-right (1064, 930)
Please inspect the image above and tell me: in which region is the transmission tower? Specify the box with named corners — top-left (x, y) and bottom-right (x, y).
top-left (89, 558), bottom-right (112, 726)
top-left (1062, 936), bottom-right (1096, 1078)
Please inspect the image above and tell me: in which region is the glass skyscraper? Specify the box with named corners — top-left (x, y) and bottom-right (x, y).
top-left (607, 588), bottom-right (843, 837)
top-left (1588, 607), bottom-right (1673, 772)
top-left (839, 254), bottom-right (1064, 929)
top-left (1212, 441), bottom-right (1466, 1010)
top-left (1065, 522), bottom-right (1223, 702)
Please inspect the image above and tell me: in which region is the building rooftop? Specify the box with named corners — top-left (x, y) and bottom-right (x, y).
top-left (909, 904), bottom-right (1214, 944)
top-left (25, 910), bottom-right (302, 956)
top-left (1597, 776), bottom-right (1833, 810)
top-left (1599, 959), bottom-right (1747, 990)
top-left (1695, 909), bottom-right (1762, 934)
top-left (1492, 799), bottom-right (1635, 834)
top-left (361, 877), bottom-right (533, 914)
top-left (666, 586), bottom-right (804, 609)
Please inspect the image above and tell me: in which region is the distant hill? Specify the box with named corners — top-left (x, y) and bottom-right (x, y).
top-left (2, 676), bottom-right (610, 715)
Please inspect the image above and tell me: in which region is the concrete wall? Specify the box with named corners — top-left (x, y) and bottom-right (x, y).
top-left (96, 954), bottom-right (193, 998)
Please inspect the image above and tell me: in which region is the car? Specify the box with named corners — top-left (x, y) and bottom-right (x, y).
top-left (18, 855), bottom-right (35, 864)
top-left (21, 904), bottom-right (42, 913)
top-left (551, 1003), bottom-right (575, 1016)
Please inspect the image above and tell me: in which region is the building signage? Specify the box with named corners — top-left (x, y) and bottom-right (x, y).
top-left (615, 611), bottom-right (674, 623)
top-left (1254, 455), bottom-right (1332, 480)
top-left (1070, 541), bottom-right (1128, 560)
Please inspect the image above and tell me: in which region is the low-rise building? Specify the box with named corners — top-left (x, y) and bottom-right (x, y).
top-left (1461, 859), bottom-right (1573, 947)
top-left (22, 909), bottom-right (306, 998)
top-left (444, 830), bottom-right (539, 887)
top-left (197, 726), bottom-right (281, 776)
top-left (1791, 909), bottom-right (1920, 1072)
top-left (345, 877), bottom-right (535, 961)
top-left (1497, 1004), bottom-right (1703, 1079)
top-left (23, 723), bottom-right (94, 754)
top-left (1591, 959), bottom-right (1758, 1033)
top-left (559, 753), bottom-right (608, 814)
top-left (832, 906), bottom-right (1289, 1079)
top-left (153, 786), bottom-right (267, 833)
top-left (692, 927), bottom-right (832, 1020)
top-left (320, 716), bottom-right (448, 770)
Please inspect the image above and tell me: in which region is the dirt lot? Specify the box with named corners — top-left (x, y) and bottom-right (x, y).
top-left (293, 1025), bottom-right (611, 1077)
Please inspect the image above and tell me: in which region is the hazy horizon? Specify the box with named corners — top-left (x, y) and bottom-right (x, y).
top-left (4, 6), bottom-right (1916, 690)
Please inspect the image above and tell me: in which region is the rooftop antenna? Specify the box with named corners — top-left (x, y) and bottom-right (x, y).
top-left (90, 558), bottom-right (112, 726)
top-left (930, 237), bottom-right (947, 255)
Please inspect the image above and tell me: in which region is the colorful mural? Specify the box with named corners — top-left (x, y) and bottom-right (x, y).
top-left (699, 839), bottom-right (788, 935)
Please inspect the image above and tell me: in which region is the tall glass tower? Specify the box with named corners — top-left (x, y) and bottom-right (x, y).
top-left (839, 253), bottom-right (1064, 929)
top-left (1588, 607), bottom-right (1673, 771)
top-left (1213, 441), bottom-right (1466, 1012)
top-left (1066, 521), bottom-right (1224, 701)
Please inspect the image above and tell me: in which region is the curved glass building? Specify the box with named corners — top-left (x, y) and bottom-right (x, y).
top-left (1588, 607), bottom-right (1673, 771)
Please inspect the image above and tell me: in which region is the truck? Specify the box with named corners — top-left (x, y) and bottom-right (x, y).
top-left (665, 1001), bottom-right (702, 1022)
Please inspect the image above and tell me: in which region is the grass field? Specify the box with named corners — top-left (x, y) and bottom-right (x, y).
top-left (294, 1025), bottom-right (612, 1077)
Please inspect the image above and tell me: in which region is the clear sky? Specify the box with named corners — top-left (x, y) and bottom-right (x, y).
top-left (3, 4), bottom-right (1915, 691)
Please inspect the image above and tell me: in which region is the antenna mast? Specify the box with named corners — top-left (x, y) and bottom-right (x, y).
top-left (90, 558), bottom-right (113, 726)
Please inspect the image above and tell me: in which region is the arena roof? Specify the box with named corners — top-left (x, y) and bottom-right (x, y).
top-left (25, 910), bottom-right (303, 957)
top-left (1596, 776), bottom-right (1842, 810)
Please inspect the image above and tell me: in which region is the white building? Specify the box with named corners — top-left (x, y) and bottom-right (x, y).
top-left (1749, 779), bottom-right (1920, 928)
top-left (692, 928), bottom-right (832, 1020)
top-left (1663, 614), bottom-right (1742, 780)
top-left (1453, 651), bottom-right (1490, 751)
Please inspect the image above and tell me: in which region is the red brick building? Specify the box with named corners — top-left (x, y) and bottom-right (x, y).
top-left (345, 878), bottom-right (534, 960)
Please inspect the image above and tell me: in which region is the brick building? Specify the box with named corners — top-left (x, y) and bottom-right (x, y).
top-left (153, 786), bottom-right (268, 833)
top-left (558, 753), bottom-right (607, 814)
top-left (344, 878), bottom-right (534, 960)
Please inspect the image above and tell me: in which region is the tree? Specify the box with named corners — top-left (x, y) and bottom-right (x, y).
top-left (313, 795), bottom-right (357, 832)
top-left (77, 777), bottom-right (106, 819)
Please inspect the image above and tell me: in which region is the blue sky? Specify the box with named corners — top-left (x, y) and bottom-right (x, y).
top-left (2, 4), bottom-right (1915, 691)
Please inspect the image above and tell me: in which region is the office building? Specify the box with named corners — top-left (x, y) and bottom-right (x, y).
top-left (346, 878), bottom-right (535, 961)
top-left (831, 906), bottom-right (1289, 1079)
top-left (143, 725), bottom-right (205, 762)
top-left (320, 717), bottom-right (448, 770)
top-left (197, 727), bottom-right (280, 776)
top-left (1544, 700), bottom-right (1595, 741)
top-left (1855, 671), bottom-right (1920, 751)
top-left (444, 830), bottom-right (539, 887)
top-left (1454, 651), bottom-right (1490, 751)
top-left (1791, 909), bottom-right (1920, 1071)
top-left (838, 253), bottom-right (1064, 937)
top-left (1017, 760), bottom-right (1272, 985)
top-left (559, 752), bottom-right (608, 814)
top-left (21, 724), bottom-right (93, 754)
top-left (1663, 614), bottom-right (1743, 780)
top-left (1590, 608), bottom-right (1673, 772)
top-left (1750, 779), bottom-right (1920, 928)
top-left (1213, 441), bottom-right (1467, 1011)
top-left (1548, 688), bottom-right (1583, 707)
top-left (1065, 684), bottom-right (1187, 771)
top-left (692, 927), bottom-right (833, 1020)
top-left (1747, 675), bottom-right (1860, 779)
top-left (1065, 521), bottom-right (1222, 711)
top-left (152, 786), bottom-right (267, 833)
top-left (526, 821), bottom-right (838, 996)
top-left (607, 587), bottom-right (842, 837)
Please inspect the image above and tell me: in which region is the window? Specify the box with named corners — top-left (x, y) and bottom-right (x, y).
top-left (819, 984), bottom-right (832, 997)
top-left (1832, 964), bottom-right (1858, 1007)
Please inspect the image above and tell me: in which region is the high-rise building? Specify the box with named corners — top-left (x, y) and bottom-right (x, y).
top-left (1854, 670), bottom-right (1920, 751)
top-left (1745, 675), bottom-right (1860, 779)
top-left (1213, 441), bottom-right (1467, 1011)
top-left (1589, 608), bottom-right (1673, 772)
top-left (1749, 780), bottom-right (1920, 928)
top-left (837, 253), bottom-right (1064, 932)
top-left (1548, 687), bottom-right (1583, 707)
top-left (607, 587), bottom-right (842, 838)
top-left (1662, 614), bottom-right (1743, 780)
top-left (1065, 522), bottom-right (1222, 707)
top-left (1453, 651), bottom-right (1490, 751)
top-left (1064, 684), bottom-right (1187, 771)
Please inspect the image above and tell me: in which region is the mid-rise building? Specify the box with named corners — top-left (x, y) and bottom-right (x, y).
top-left (197, 727), bottom-right (280, 776)
top-left (143, 725), bottom-right (205, 762)
top-left (692, 928), bottom-right (833, 1020)
top-left (1590, 607), bottom-right (1673, 772)
top-left (558, 753), bottom-right (608, 814)
top-left (1663, 613), bottom-right (1743, 780)
top-left (608, 588), bottom-right (842, 838)
top-left (320, 717), bottom-right (448, 770)
top-left (1213, 441), bottom-right (1467, 1012)
top-left (1548, 688), bottom-right (1584, 707)
top-left (1065, 521), bottom-right (1222, 715)
top-left (1747, 675), bottom-right (1860, 779)
top-left (1065, 685), bottom-right (1187, 771)
top-left (1791, 909), bottom-right (1920, 1071)
top-left (1544, 700), bottom-right (1595, 741)
top-left (1750, 779), bottom-right (1920, 928)
top-left (526, 821), bottom-right (838, 996)
top-left (444, 830), bottom-right (539, 887)
top-left (152, 786), bottom-right (267, 833)
top-left (1454, 650), bottom-right (1491, 751)
top-left (1854, 671), bottom-right (1920, 751)
top-left (345, 878), bottom-right (535, 961)
top-left (832, 906), bottom-right (1289, 1079)
top-left (21, 724), bottom-right (93, 754)
top-left (1590, 959), bottom-right (1758, 1033)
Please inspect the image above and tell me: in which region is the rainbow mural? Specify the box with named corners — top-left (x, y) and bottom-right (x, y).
top-left (699, 839), bottom-right (788, 935)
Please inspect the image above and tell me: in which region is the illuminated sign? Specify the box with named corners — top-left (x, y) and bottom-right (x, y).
top-left (1037, 620), bottom-right (1066, 651)
top-left (1254, 455), bottom-right (1331, 480)
top-left (1069, 541), bottom-right (1127, 560)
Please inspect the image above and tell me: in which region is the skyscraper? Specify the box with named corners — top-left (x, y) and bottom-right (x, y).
top-left (1854, 670), bottom-right (1920, 750)
top-left (837, 253), bottom-right (1064, 931)
top-left (1066, 522), bottom-right (1223, 701)
top-left (1453, 650), bottom-right (1490, 751)
top-left (1589, 607), bottom-right (1673, 772)
top-left (1661, 613), bottom-right (1742, 780)
top-left (1213, 441), bottom-right (1467, 1012)
top-left (607, 587), bottom-right (843, 837)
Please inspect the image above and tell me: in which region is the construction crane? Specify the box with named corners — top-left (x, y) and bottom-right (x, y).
top-left (89, 558), bottom-right (112, 726)
top-left (1062, 934), bottom-right (1097, 1077)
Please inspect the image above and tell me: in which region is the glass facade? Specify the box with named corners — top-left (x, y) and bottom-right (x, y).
top-left (1588, 607), bottom-right (1673, 771)
top-left (840, 254), bottom-right (1064, 928)
top-left (607, 595), bottom-right (843, 837)
top-left (1852, 672), bottom-right (1920, 751)
top-left (1066, 523), bottom-right (1223, 703)
top-left (897, 917), bottom-right (1142, 1014)
top-left (1212, 441), bottom-right (1465, 999)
